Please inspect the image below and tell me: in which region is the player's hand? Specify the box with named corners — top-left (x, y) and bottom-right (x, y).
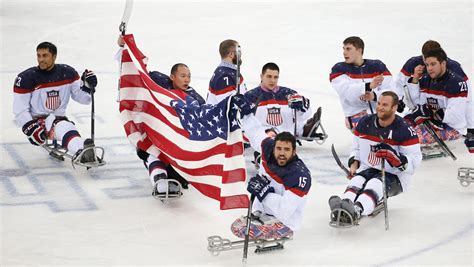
top-left (247, 175), bottom-right (274, 202)
top-left (117, 36), bottom-right (125, 47)
top-left (288, 94), bottom-right (310, 112)
top-left (369, 75), bottom-right (384, 89)
top-left (22, 119), bottom-right (46, 146)
top-left (81, 70), bottom-right (97, 94)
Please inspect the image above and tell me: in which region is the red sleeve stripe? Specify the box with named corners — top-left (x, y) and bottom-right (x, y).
top-left (357, 132), bottom-right (419, 146)
top-left (286, 186), bottom-right (308, 197)
top-left (258, 99), bottom-right (288, 106)
top-left (421, 88), bottom-right (468, 98)
top-left (13, 87), bottom-right (34, 94)
top-left (34, 76), bottom-right (80, 90)
top-left (208, 85), bottom-right (236, 95)
top-left (347, 72), bottom-right (390, 79)
top-left (400, 68), bottom-right (411, 76)
top-left (329, 72), bottom-right (343, 82)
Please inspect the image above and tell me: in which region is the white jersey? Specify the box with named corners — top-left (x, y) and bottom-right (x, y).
top-left (406, 70), bottom-right (469, 134)
top-left (244, 85), bottom-right (312, 135)
top-left (252, 138), bottom-right (311, 231)
top-left (13, 64), bottom-right (90, 127)
top-left (330, 59), bottom-right (394, 117)
top-left (351, 114), bottom-right (422, 191)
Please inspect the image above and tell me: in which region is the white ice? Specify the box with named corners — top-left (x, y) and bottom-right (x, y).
top-left (1, 0), bottom-right (473, 266)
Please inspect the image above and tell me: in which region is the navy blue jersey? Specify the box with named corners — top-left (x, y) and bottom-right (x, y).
top-left (149, 70), bottom-right (205, 105)
top-left (14, 64), bottom-right (80, 93)
top-left (260, 138), bottom-right (311, 197)
top-left (207, 61), bottom-right (246, 105)
top-left (253, 137), bottom-right (311, 230)
top-left (400, 56), bottom-right (468, 81)
top-left (351, 114), bottom-right (421, 190)
top-left (330, 59), bottom-right (391, 82)
top-left (13, 64), bottom-right (89, 126)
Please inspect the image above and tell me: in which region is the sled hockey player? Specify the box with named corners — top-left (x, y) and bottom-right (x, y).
top-left (13, 41), bottom-right (104, 168)
top-left (206, 39), bottom-right (247, 105)
top-left (330, 36), bottom-right (395, 132)
top-left (403, 48), bottom-right (469, 159)
top-left (231, 132), bottom-right (311, 240)
top-left (393, 39), bottom-right (470, 114)
top-left (118, 36), bottom-right (205, 199)
top-left (244, 62), bottom-right (327, 146)
top-left (329, 91), bottom-right (422, 227)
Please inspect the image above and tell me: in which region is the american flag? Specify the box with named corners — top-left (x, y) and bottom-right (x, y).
top-left (368, 144), bottom-right (382, 166)
top-left (119, 34), bottom-right (249, 210)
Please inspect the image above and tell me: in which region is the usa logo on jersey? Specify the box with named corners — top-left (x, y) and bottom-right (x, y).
top-left (368, 144), bottom-right (381, 166)
top-left (45, 90), bottom-right (61, 111)
top-left (426, 97), bottom-right (440, 110)
top-left (266, 107), bottom-right (283, 126)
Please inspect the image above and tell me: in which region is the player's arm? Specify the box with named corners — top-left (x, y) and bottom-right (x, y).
top-left (443, 80), bottom-right (468, 132)
top-left (330, 67), bottom-right (367, 105)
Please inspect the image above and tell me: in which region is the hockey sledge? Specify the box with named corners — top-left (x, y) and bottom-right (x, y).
top-left (152, 178), bottom-right (183, 203)
top-left (298, 107), bottom-right (328, 144)
top-left (329, 202), bottom-right (384, 228)
top-left (42, 139), bottom-right (106, 169)
top-left (457, 167), bottom-right (474, 187)
top-left (207, 235), bottom-right (290, 256)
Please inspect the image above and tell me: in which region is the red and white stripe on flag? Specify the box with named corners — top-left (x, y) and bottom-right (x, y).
top-left (118, 34), bottom-right (249, 210)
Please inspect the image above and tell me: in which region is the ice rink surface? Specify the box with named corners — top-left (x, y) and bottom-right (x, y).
top-left (1, 0), bottom-right (473, 266)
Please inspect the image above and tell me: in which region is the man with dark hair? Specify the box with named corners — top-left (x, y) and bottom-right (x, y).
top-left (117, 36), bottom-right (205, 198)
top-left (231, 131), bottom-right (312, 239)
top-left (394, 40), bottom-right (469, 106)
top-left (243, 62), bottom-right (327, 149)
top-left (206, 39), bottom-right (247, 105)
top-left (329, 91), bottom-right (422, 226)
top-left (13, 41), bottom-right (101, 166)
top-left (404, 48), bottom-right (468, 148)
top-left (330, 36), bottom-right (394, 132)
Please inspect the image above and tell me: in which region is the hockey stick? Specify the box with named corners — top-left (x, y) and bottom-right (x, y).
top-left (117, 0), bottom-right (134, 102)
top-left (235, 44), bottom-right (241, 94)
top-left (90, 85), bottom-right (96, 141)
top-left (378, 135), bottom-right (389, 230)
top-left (380, 154), bottom-right (389, 230)
top-left (331, 144), bottom-right (352, 179)
top-left (402, 85), bottom-right (457, 161)
top-left (242, 195), bottom-right (255, 266)
top-left (119, 0), bottom-right (134, 35)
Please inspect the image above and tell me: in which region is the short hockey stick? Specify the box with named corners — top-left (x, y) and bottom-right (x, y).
top-left (242, 195), bottom-right (255, 266)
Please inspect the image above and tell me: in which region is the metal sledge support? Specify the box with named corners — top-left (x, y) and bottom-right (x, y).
top-left (42, 140), bottom-right (67, 161)
top-left (71, 146), bottom-right (106, 169)
top-left (329, 208), bottom-right (359, 228)
top-left (207, 235), bottom-right (290, 256)
top-left (329, 202), bottom-right (384, 228)
top-left (457, 167), bottom-right (474, 187)
top-left (422, 121), bottom-right (456, 161)
top-left (421, 143), bottom-right (447, 160)
top-left (152, 178), bottom-right (183, 203)
top-left (298, 107), bottom-right (328, 144)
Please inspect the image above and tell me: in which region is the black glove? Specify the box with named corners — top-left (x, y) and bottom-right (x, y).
top-left (373, 143), bottom-right (408, 171)
top-left (404, 104), bottom-right (431, 126)
top-left (81, 69), bottom-right (97, 94)
top-left (396, 99), bottom-right (406, 113)
top-left (247, 175), bottom-right (274, 202)
top-left (429, 108), bottom-right (445, 131)
top-left (465, 130), bottom-right (474, 154)
top-left (288, 94), bottom-right (310, 112)
top-left (232, 94), bottom-right (255, 116)
top-left (22, 119), bottom-right (46, 146)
